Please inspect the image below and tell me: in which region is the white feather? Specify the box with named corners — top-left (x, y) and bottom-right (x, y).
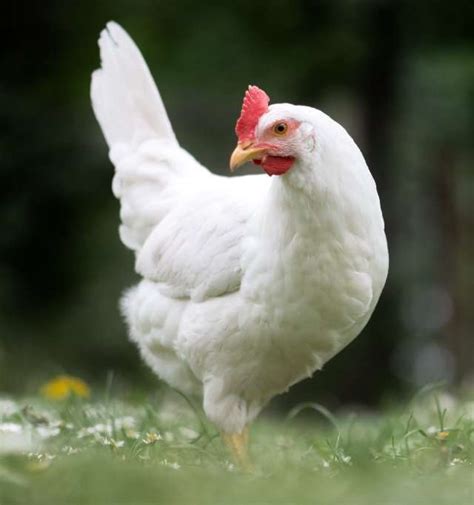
top-left (91, 21), bottom-right (176, 147)
top-left (91, 23), bottom-right (389, 434)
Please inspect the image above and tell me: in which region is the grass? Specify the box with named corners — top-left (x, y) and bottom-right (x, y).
top-left (0, 385), bottom-right (472, 505)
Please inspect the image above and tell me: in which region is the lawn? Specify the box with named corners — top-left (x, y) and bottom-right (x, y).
top-left (0, 383), bottom-right (472, 505)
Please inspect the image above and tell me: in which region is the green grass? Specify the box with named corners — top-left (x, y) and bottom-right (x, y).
top-left (0, 386), bottom-right (472, 505)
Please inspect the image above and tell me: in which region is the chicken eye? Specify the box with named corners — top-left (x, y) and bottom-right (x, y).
top-left (273, 122), bottom-right (288, 136)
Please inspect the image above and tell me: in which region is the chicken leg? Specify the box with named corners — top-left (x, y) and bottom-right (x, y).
top-left (221, 425), bottom-right (253, 471)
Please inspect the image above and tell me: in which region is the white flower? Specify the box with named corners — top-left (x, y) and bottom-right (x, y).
top-left (36, 426), bottom-right (60, 439)
top-left (93, 423), bottom-right (113, 435)
top-left (161, 459), bottom-right (180, 470)
top-left (0, 424), bottom-right (36, 454)
top-left (77, 423), bottom-right (113, 438)
top-left (101, 437), bottom-right (125, 449)
top-left (225, 461), bottom-right (236, 472)
top-left (28, 452), bottom-right (56, 461)
top-left (179, 427), bottom-right (199, 440)
top-left (340, 454), bottom-right (352, 464)
top-left (0, 399), bottom-right (19, 417)
top-left (0, 423), bottom-right (23, 434)
top-left (143, 432), bottom-right (162, 445)
top-left (114, 416), bottom-right (136, 430)
top-left (124, 428), bottom-right (140, 439)
top-left (62, 446), bottom-right (81, 455)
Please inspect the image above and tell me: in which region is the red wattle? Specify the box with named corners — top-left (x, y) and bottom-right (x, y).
top-left (258, 156), bottom-right (295, 176)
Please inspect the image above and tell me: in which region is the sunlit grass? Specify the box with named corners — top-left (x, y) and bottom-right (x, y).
top-left (0, 384), bottom-right (472, 505)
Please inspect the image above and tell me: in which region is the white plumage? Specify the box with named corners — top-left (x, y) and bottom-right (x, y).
top-left (91, 22), bottom-right (388, 435)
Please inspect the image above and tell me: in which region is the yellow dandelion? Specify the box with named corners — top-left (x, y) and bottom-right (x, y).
top-left (40, 375), bottom-right (90, 400)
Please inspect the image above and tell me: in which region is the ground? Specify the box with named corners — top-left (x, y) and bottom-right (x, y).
top-left (0, 384), bottom-right (472, 505)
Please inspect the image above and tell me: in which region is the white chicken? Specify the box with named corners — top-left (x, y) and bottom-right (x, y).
top-left (91, 22), bottom-right (388, 465)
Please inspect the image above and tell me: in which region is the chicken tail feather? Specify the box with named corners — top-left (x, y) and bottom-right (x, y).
top-left (91, 21), bottom-right (177, 148)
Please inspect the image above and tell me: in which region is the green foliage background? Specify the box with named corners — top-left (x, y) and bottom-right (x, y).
top-left (0, 0), bottom-right (473, 408)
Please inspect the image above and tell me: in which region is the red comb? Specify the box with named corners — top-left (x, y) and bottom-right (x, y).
top-left (235, 85), bottom-right (270, 142)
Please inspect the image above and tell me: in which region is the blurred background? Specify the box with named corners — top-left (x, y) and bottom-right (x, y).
top-left (1, 0), bottom-right (473, 411)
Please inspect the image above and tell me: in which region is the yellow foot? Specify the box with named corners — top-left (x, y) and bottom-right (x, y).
top-left (221, 425), bottom-right (253, 471)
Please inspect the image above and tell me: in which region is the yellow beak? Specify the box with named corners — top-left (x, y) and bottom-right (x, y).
top-left (229, 142), bottom-right (267, 171)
